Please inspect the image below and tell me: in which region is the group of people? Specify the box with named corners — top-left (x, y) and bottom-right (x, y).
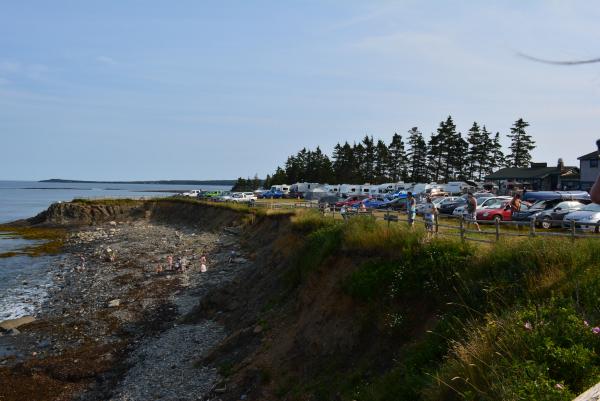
top-left (155, 254), bottom-right (207, 274)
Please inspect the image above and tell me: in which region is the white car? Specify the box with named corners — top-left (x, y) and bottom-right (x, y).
top-left (231, 192), bottom-right (257, 203)
top-left (181, 189), bottom-right (202, 197)
top-left (452, 196), bottom-right (510, 217)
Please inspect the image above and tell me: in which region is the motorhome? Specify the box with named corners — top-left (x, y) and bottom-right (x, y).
top-left (376, 183), bottom-right (397, 194)
top-left (442, 181), bottom-right (475, 195)
top-left (360, 184), bottom-right (377, 195)
top-left (324, 184), bottom-right (340, 194)
top-left (290, 182), bottom-right (320, 194)
top-left (339, 184), bottom-right (360, 197)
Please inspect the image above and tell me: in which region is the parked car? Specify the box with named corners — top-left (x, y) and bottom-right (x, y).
top-left (261, 190), bottom-right (284, 199)
top-left (182, 189), bottom-right (202, 197)
top-left (376, 196), bottom-right (408, 211)
top-left (416, 197), bottom-right (457, 215)
top-left (335, 195), bottom-right (369, 208)
top-left (562, 203), bottom-right (600, 232)
top-left (476, 200), bottom-right (531, 222)
top-left (530, 200), bottom-right (586, 229)
top-left (452, 196), bottom-right (508, 217)
top-left (352, 197), bottom-right (387, 209)
top-left (438, 193), bottom-right (491, 215)
top-left (512, 198), bottom-right (562, 221)
top-left (231, 192), bottom-right (257, 203)
top-left (522, 190), bottom-right (591, 203)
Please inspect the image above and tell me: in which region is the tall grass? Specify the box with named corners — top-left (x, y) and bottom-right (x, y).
top-left (284, 212), bottom-right (600, 401)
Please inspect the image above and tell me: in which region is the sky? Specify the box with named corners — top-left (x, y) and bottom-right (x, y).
top-left (1, 0), bottom-right (600, 181)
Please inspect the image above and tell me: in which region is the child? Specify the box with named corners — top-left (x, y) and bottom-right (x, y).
top-left (200, 255), bottom-right (207, 273)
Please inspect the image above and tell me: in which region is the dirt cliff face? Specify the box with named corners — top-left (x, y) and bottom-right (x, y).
top-left (27, 201), bottom-right (146, 226)
top-left (24, 199), bottom-right (249, 230)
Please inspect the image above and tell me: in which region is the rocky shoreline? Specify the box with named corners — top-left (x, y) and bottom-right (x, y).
top-left (0, 217), bottom-right (252, 401)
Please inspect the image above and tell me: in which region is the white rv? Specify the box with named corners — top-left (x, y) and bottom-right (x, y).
top-left (290, 182), bottom-right (321, 194)
top-left (376, 183), bottom-right (396, 194)
top-left (360, 184), bottom-right (376, 195)
top-left (270, 185), bottom-right (290, 194)
top-left (442, 181), bottom-right (474, 195)
top-left (339, 184), bottom-right (360, 197)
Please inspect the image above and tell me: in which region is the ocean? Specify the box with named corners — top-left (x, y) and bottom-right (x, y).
top-left (0, 181), bottom-right (230, 321)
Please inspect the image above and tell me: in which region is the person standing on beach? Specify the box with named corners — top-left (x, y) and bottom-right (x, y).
top-left (200, 254), bottom-right (207, 273)
top-left (407, 192), bottom-right (416, 228)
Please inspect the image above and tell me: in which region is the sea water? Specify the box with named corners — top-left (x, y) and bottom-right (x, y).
top-left (0, 180), bottom-right (230, 320)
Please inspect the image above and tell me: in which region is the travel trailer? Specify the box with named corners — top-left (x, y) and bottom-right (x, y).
top-left (290, 182), bottom-right (320, 194)
top-left (339, 184), bottom-right (360, 197)
top-left (270, 185), bottom-right (290, 194)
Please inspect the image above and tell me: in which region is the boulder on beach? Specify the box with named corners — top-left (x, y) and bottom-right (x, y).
top-left (0, 315), bottom-right (36, 331)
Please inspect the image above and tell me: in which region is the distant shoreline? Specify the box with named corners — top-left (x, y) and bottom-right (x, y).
top-left (39, 178), bottom-right (236, 186)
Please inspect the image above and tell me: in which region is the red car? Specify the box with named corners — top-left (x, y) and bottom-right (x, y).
top-left (335, 195), bottom-right (369, 208)
top-left (476, 200), bottom-right (531, 222)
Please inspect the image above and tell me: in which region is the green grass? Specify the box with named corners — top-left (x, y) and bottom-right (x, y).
top-left (277, 212), bottom-right (600, 401)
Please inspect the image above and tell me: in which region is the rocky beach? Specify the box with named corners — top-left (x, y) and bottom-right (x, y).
top-left (0, 201), bottom-right (255, 401)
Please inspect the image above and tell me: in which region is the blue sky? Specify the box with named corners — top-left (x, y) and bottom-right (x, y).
top-left (1, 1), bottom-right (600, 180)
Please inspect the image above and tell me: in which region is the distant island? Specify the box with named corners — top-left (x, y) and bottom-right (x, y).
top-left (40, 179), bottom-right (237, 186)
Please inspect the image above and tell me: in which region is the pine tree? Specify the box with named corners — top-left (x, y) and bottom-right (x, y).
top-left (407, 127), bottom-right (428, 182)
top-left (263, 174), bottom-right (272, 189)
top-left (360, 135), bottom-right (376, 182)
top-left (466, 122), bottom-right (493, 181)
top-left (489, 132), bottom-right (505, 175)
top-left (270, 167), bottom-right (287, 185)
top-left (506, 118), bottom-right (535, 168)
top-left (387, 133), bottom-right (408, 182)
top-left (374, 139), bottom-right (390, 183)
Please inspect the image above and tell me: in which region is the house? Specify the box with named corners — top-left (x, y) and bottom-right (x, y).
top-left (577, 151), bottom-right (599, 191)
top-left (485, 160), bottom-right (579, 194)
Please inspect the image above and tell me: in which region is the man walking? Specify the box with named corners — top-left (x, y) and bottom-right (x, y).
top-left (464, 192), bottom-right (481, 232)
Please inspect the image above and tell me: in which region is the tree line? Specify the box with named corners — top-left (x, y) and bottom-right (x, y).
top-left (233, 116), bottom-right (535, 190)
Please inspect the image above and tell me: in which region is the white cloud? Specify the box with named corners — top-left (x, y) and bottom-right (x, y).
top-left (96, 56), bottom-right (117, 66)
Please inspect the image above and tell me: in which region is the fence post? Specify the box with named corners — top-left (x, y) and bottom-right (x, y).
top-left (529, 217), bottom-right (536, 237)
top-left (460, 216), bottom-right (465, 242)
top-left (571, 220), bottom-right (576, 242)
top-left (495, 218), bottom-right (500, 241)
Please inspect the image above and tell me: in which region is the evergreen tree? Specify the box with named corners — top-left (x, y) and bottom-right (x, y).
top-left (506, 118), bottom-right (535, 168)
top-left (360, 135), bottom-right (376, 182)
top-left (270, 167), bottom-right (287, 185)
top-left (449, 132), bottom-right (469, 180)
top-left (263, 174), bottom-right (272, 189)
top-left (353, 142), bottom-right (366, 182)
top-left (489, 132), bottom-right (505, 174)
top-left (374, 139), bottom-right (390, 183)
top-left (466, 122), bottom-right (494, 180)
top-left (387, 133), bottom-right (408, 182)
top-left (332, 142), bottom-right (356, 183)
top-left (407, 127), bottom-right (428, 182)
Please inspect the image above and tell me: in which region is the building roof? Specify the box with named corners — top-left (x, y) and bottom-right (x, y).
top-left (485, 166), bottom-right (578, 180)
top-left (578, 150), bottom-right (599, 160)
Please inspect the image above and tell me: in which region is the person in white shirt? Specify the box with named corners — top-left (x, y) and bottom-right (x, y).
top-left (422, 196), bottom-right (438, 238)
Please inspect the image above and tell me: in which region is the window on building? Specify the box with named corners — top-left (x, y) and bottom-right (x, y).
top-left (591, 159), bottom-right (599, 168)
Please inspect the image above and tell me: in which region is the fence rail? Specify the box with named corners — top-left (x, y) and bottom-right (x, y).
top-left (248, 200), bottom-right (600, 243)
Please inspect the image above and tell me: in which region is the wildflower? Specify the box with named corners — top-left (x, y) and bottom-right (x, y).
top-left (593, 327), bottom-right (600, 335)
top-left (524, 321), bottom-right (533, 331)
top-left (555, 383), bottom-right (564, 390)
top-left (584, 320), bottom-right (590, 327)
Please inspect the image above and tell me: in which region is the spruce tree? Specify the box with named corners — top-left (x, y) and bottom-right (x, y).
top-left (407, 127), bottom-right (428, 182)
top-left (387, 133), bottom-right (408, 182)
top-left (506, 118), bottom-right (535, 168)
top-left (374, 139), bottom-right (390, 183)
top-left (360, 135), bottom-right (376, 182)
top-left (489, 132), bottom-right (505, 175)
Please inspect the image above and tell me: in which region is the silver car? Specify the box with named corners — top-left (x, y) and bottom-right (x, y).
top-left (562, 203), bottom-right (600, 232)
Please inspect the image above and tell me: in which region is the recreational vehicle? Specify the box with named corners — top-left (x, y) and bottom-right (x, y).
top-left (339, 184), bottom-right (360, 197)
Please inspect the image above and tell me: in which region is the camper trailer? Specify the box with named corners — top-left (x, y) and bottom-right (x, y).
top-left (270, 185), bottom-right (290, 194)
top-left (324, 184), bottom-right (340, 194)
top-left (339, 184), bottom-right (360, 197)
top-left (376, 183), bottom-right (396, 194)
top-left (360, 184), bottom-right (376, 196)
top-left (442, 181), bottom-right (475, 195)
top-left (290, 182), bottom-right (320, 195)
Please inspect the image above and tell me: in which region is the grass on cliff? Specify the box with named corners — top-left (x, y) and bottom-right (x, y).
top-left (283, 212), bottom-right (600, 401)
